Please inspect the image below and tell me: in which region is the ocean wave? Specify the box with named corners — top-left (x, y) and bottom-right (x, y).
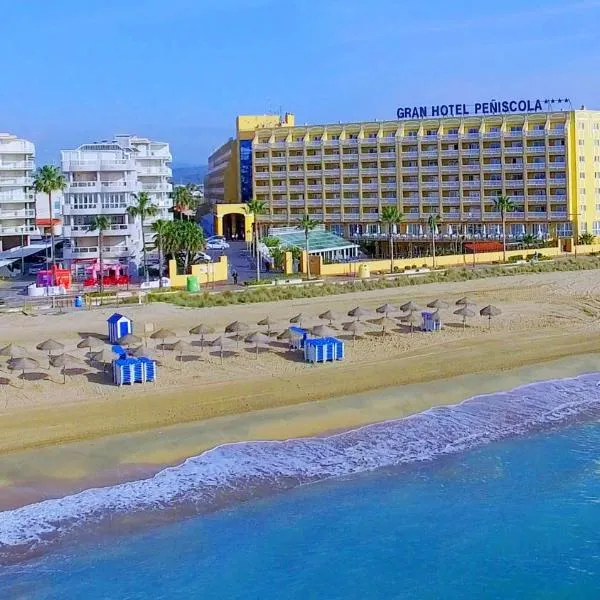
top-left (1, 373), bottom-right (600, 551)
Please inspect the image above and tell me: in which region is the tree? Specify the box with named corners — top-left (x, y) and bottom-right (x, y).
top-left (87, 215), bottom-right (110, 294)
top-left (578, 232), bottom-right (595, 245)
top-left (522, 232), bottom-right (536, 248)
top-left (493, 195), bottom-right (516, 262)
top-left (162, 220), bottom-right (206, 273)
top-left (127, 192), bottom-right (158, 282)
top-left (172, 186), bottom-right (196, 220)
top-left (33, 165), bottom-right (66, 282)
top-left (427, 214), bottom-right (442, 268)
top-left (246, 199), bottom-right (267, 281)
top-left (298, 213), bottom-right (319, 279)
top-left (380, 206), bottom-right (404, 273)
top-left (151, 219), bottom-right (171, 285)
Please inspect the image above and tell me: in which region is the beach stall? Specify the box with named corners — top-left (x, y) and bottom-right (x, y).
top-left (304, 337), bottom-right (344, 364)
top-left (421, 311), bottom-right (442, 332)
top-left (107, 313), bottom-right (133, 343)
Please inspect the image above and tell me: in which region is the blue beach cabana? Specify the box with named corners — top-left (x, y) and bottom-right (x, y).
top-left (304, 337), bottom-right (344, 363)
top-left (107, 313), bottom-right (132, 343)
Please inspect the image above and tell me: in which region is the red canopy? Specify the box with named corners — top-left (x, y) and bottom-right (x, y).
top-left (463, 241), bottom-right (503, 253)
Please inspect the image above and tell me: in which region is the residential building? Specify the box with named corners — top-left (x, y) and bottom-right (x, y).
top-left (0, 133), bottom-right (36, 250)
top-left (61, 135), bottom-right (172, 272)
top-left (206, 110), bottom-right (600, 250)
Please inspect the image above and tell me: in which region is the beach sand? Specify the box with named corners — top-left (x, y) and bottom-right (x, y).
top-left (1, 269), bottom-right (600, 507)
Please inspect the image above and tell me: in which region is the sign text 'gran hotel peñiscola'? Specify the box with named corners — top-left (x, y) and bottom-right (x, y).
top-left (396, 99), bottom-right (544, 120)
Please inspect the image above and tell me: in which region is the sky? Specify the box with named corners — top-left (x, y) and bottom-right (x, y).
top-left (1, 0), bottom-right (599, 165)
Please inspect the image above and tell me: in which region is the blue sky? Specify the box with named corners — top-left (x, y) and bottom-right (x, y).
top-left (2, 0), bottom-right (599, 165)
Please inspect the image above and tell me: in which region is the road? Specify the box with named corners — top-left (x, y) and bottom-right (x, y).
top-left (206, 241), bottom-right (257, 284)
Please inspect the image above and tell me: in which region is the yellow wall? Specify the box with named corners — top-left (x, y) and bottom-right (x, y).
top-left (214, 203), bottom-right (255, 242)
top-left (168, 257), bottom-right (228, 287)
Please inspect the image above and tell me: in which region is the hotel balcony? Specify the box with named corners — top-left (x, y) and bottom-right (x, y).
top-left (441, 182), bottom-right (459, 189)
top-left (440, 150), bottom-right (459, 157)
top-left (63, 159), bottom-right (135, 172)
top-left (65, 223), bottom-right (136, 237)
top-left (527, 196), bottom-right (549, 204)
top-left (547, 129), bottom-right (566, 137)
top-left (381, 183), bottom-right (397, 191)
top-left (420, 166), bottom-right (439, 173)
top-left (548, 162), bottom-right (566, 170)
top-left (254, 156), bottom-right (269, 165)
top-left (505, 180), bottom-right (524, 188)
top-left (254, 171), bottom-right (270, 179)
top-left (379, 167), bottom-right (397, 175)
top-left (379, 152), bottom-right (396, 159)
top-left (526, 163), bottom-right (546, 170)
top-left (305, 155), bottom-right (323, 164)
top-left (0, 225), bottom-right (38, 235)
top-left (462, 149), bottom-right (480, 157)
top-left (526, 147), bottom-right (546, 155)
top-left (401, 167), bottom-right (419, 174)
top-left (526, 179), bottom-right (547, 186)
top-left (483, 148), bottom-right (501, 156)
top-left (482, 132), bottom-right (501, 139)
top-left (361, 168), bottom-right (379, 176)
top-left (549, 211), bottom-right (568, 219)
top-left (461, 165), bottom-right (480, 172)
top-left (0, 176), bottom-right (34, 187)
top-left (420, 151), bottom-right (439, 158)
top-left (0, 190), bottom-right (34, 203)
top-left (362, 183), bottom-right (378, 191)
top-left (504, 164), bottom-right (524, 172)
top-left (140, 182), bottom-right (172, 192)
top-left (343, 184), bottom-right (359, 191)
top-left (342, 168), bottom-right (359, 176)
top-left (441, 166), bottom-right (460, 173)
top-left (402, 151), bottom-right (419, 158)
top-left (289, 199), bottom-right (306, 206)
top-left (462, 180), bottom-right (481, 189)
top-left (504, 147), bottom-right (524, 155)
top-left (422, 182), bottom-right (439, 190)
top-left (548, 146), bottom-right (566, 154)
top-left (402, 198), bottom-right (420, 205)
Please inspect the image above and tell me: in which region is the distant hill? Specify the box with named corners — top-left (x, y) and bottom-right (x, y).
top-left (171, 164), bottom-right (208, 185)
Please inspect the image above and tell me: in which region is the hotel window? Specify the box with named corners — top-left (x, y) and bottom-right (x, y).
top-left (593, 221), bottom-right (600, 236)
top-left (580, 222), bottom-right (588, 233)
top-left (510, 126), bottom-right (522, 132)
top-left (579, 123), bottom-right (585, 130)
top-left (580, 173), bottom-right (586, 179)
top-left (368, 133), bottom-right (377, 139)
top-left (579, 156), bottom-right (585, 163)
top-left (596, 204), bottom-right (600, 212)
top-left (580, 204), bottom-right (587, 213)
top-left (579, 140), bottom-right (585, 146)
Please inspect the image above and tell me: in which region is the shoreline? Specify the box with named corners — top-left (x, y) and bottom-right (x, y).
top-left (1, 352), bottom-right (598, 511)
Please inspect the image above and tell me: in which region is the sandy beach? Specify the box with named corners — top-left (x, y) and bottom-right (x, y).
top-left (1, 269), bottom-right (600, 506)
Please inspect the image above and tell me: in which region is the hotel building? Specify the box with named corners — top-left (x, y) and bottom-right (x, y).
top-left (206, 109), bottom-right (600, 250)
top-left (0, 133), bottom-right (36, 251)
top-left (61, 135), bottom-right (172, 271)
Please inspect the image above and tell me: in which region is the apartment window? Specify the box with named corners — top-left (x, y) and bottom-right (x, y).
top-left (580, 173), bottom-right (586, 179)
top-left (580, 188), bottom-right (586, 195)
top-left (593, 221), bottom-right (600, 236)
top-left (580, 222), bottom-right (588, 233)
top-left (468, 128), bottom-right (478, 134)
top-left (510, 126), bottom-right (522, 132)
top-left (579, 140), bottom-right (585, 146)
top-left (368, 133), bottom-right (377, 139)
top-left (596, 204), bottom-right (600, 212)
top-left (580, 204), bottom-right (587, 213)
top-left (579, 156), bottom-right (586, 163)
top-left (594, 124), bottom-right (600, 131)
top-left (331, 135), bottom-right (339, 140)
top-left (579, 123), bottom-right (585, 130)
top-left (596, 141), bottom-right (600, 146)
top-left (348, 134), bottom-right (358, 139)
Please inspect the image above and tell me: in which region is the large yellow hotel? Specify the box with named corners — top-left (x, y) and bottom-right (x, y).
top-left (206, 105), bottom-right (600, 250)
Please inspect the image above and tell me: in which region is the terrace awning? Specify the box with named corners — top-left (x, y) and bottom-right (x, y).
top-left (463, 241), bottom-right (503, 253)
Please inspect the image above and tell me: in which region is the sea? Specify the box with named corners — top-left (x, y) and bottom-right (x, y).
top-left (1, 373), bottom-right (599, 598)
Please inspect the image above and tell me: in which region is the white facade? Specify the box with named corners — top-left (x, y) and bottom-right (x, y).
top-left (61, 135), bottom-right (172, 268)
top-left (0, 133), bottom-right (36, 250)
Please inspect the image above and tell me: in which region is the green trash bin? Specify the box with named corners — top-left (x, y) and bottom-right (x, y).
top-left (186, 275), bottom-right (200, 292)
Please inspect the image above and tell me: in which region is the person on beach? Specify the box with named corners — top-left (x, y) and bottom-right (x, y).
top-left (232, 270), bottom-right (238, 285)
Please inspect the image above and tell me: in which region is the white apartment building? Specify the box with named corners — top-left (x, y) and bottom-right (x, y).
top-left (61, 135), bottom-right (172, 272)
top-left (0, 133), bottom-right (36, 251)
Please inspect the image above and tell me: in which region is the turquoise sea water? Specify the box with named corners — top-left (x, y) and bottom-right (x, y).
top-left (1, 376), bottom-right (600, 598)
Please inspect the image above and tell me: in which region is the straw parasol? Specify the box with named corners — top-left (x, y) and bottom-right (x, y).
top-left (343, 320), bottom-right (368, 340)
top-left (427, 299), bottom-right (449, 310)
top-left (91, 348), bottom-right (116, 370)
top-left (36, 339), bottom-right (64, 361)
top-left (318, 310), bottom-right (339, 326)
top-left (189, 324), bottom-right (214, 348)
top-left (117, 333), bottom-right (142, 346)
top-left (245, 332), bottom-right (271, 358)
top-left (50, 353), bottom-right (83, 384)
top-left (0, 344), bottom-right (28, 359)
top-left (129, 345), bottom-right (153, 358)
top-left (150, 328), bottom-right (177, 342)
top-left (77, 336), bottom-right (103, 355)
top-left (289, 313), bottom-right (309, 328)
top-left (454, 305), bottom-right (476, 329)
top-left (257, 317), bottom-right (275, 334)
top-left (347, 307), bottom-right (370, 321)
top-left (369, 316), bottom-right (397, 336)
top-left (376, 303), bottom-right (398, 317)
top-left (225, 321), bottom-right (249, 334)
top-left (210, 335), bottom-right (236, 363)
top-left (172, 339), bottom-right (194, 366)
top-left (456, 296), bottom-right (476, 307)
top-left (400, 311), bottom-right (422, 335)
top-left (480, 305), bottom-right (502, 329)
top-left (277, 328), bottom-right (294, 341)
top-left (310, 324), bottom-right (337, 338)
top-left (7, 356), bottom-right (40, 381)
top-left (400, 300), bottom-right (420, 313)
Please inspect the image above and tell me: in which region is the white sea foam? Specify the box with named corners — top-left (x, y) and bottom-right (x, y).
top-left (1, 373), bottom-right (600, 550)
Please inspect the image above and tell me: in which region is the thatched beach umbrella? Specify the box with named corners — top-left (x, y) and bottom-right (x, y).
top-left (427, 299), bottom-right (449, 310)
top-left (348, 306), bottom-right (370, 321)
top-left (454, 306), bottom-right (476, 329)
top-left (400, 300), bottom-right (420, 313)
top-left (50, 353), bottom-right (83, 384)
top-left (400, 311), bottom-right (422, 335)
top-left (189, 324), bottom-right (214, 349)
top-left (0, 344), bottom-right (28, 359)
top-left (36, 338), bottom-right (64, 361)
top-left (310, 324), bottom-right (337, 338)
top-left (257, 317), bottom-right (275, 334)
top-left (77, 336), bottom-right (103, 355)
top-left (225, 321), bottom-right (249, 334)
top-left (172, 339), bottom-right (194, 366)
top-left (129, 345), bottom-right (153, 358)
top-left (376, 303), bottom-right (398, 317)
top-left (289, 313), bottom-right (309, 328)
top-left (318, 310), bottom-right (339, 326)
top-left (480, 305), bottom-right (502, 329)
top-left (456, 296), bottom-right (476, 307)
top-left (343, 320), bottom-right (368, 340)
top-left (7, 356), bottom-right (40, 381)
top-left (150, 328), bottom-right (177, 356)
top-left (369, 316), bottom-right (397, 336)
top-left (245, 332), bottom-right (271, 358)
top-left (117, 333), bottom-right (141, 347)
top-left (210, 335), bottom-right (236, 363)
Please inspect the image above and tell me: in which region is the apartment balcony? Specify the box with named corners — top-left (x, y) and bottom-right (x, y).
top-left (0, 176), bottom-right (34, 187)
top-left (422, 198), bottom-right (440, 206)
top-left (254, 156), bottom-right (269, 165)
top-left (63, 204), bottom-right (130, 216)
top-left (440, 182), bottom-right (458, 189)
top-left (440, 166), bottom-right (459, 174)
top-left (527, 179), bottom-right (547, 186)
top-left (305, 155), bottom-right (323, 164)
top-left (462, 196), bottom-right (481, 203)
top-left (402, 151), bottom-right (419, 159)
top-left (549, 211), bottom-right (568, 219)
top-left (287, 184), bottom-right (305, 192)
top-left (379, 167), bottom-right (397, 175)
top-left (504, 147), bottom-right (524, 155)
top-left (254, 172), bottom-right (270, 180)
top-left (524, 130), bottom-right (546, 137)
top-left (442, 196), bottom-right (461, 204)
top-left (362, 183), bottom-right (378, 191)
top-left (0, 225), bottom-right (38, 235)
top-left (505, 180), bottom-right (524, 188)
top-left (63, 159), bottom-right (135, 172)
top-left (504, 131), bottom-right (524, 138)
top-left (289, 199), bottom-right (306, 207)
top-left (324, 184), bottom-right (341, 192)
top-left (401, 198), bottom-right (420, 206)
top-left (0, 160), bottom-right (35, 170)
top-left (463, 212), bottom-right (483, 220)
top-left (504, 164), bottom-right (524, 172)
top-left (482, 132), bottom-right (501, 139)
top-left (323, 154), bottom-right (340, 162)
top-left (420, 151), bottom-right (438, 158)
top-left (526, 195), bottom-right (548, 203)
top-left (548, 162), bottom-right (566, 170)
top-left (380, 183), bottom-right (397, 191)
top-left (268, 156), bottom-right (287, 165)
top-left (0, 190), bottom-right (33, 203)
top-left (0, 208), bottom-right (35, 219)
top-left (422, 182), bottom-right (439, 190)
top-left (526, 162), bottom-right (546, 170)
top-left (379, 152), bottom-right (397, 160)
top-left (342, 168), bottom-right (359, 177)
top-left (547, 128), bottom-right (566, 137)
top-left (323, 140), bottom-right (340, 147)
top-left (361, 168), bottom-right (379, 176)
top-left (548, 146), bottom-right (566, 154)
top-left (526, 146), bottom-right (546, 155)
top-left (288, 169), bottom-right (304, 177)
top-left (462, 149), bottom-right (480, 157)
top-left (483, 148), bottom-right (501, 156)
top-left (461, 165), bottom-right (480, 172)
top-left (306, 169), bottom-right (322, 176)
top-left (462, 180), bottom-right (481, 188)
top-left (401, 167), bottom-right (418, 174)
top-left (65, 224), bottom-right (136, 237)
top-left (420, 166), bottom-right (439, 173)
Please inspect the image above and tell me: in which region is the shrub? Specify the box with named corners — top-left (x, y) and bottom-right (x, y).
top-left (508, 255), bottom-right (524, 263)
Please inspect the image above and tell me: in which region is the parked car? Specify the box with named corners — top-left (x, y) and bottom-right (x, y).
top-left (206, 240), bottom-right (230, 250)
top-left (207, 235), bottom-right (226, 243)
top-left (197, 251), bottom-right (212, 262)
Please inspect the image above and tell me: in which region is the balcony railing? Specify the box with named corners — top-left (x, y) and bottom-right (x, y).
top-left (0, 160), bottom-right (35, 170)
top-left (0, 225), bottom-right (38, 235)
top-left (0, 208), bottom-right (35, 219)
top-left (0, 177), bottom-right (34, 187)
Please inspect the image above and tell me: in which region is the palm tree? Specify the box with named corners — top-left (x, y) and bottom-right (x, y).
top-left (87, 215), bottom-right (110, 293)
top-left (162, 220), bottom-right (206, 273)
top-left (380, 206), bottom-right (404, 273)
top-left (522, 232), bottom-right (536, 249)
top-left (127, 192), bottom-right (158, 282)
top-left (298, 213), bottom-right (319, 280)
top-left (427, 214), bottom-right (442, 268)
top-left (493, 195), bottom-right (516, 262)
top-left (578, 232), bottom-right (595, 245)
top-left (151, 219), bottom-right (172, 285)
top-left (246, 199), bottom-right (267, 281)
top-left (172, 186), bottom-right (196, 220)
top-left (33, 165), bottom-right (66, 282)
